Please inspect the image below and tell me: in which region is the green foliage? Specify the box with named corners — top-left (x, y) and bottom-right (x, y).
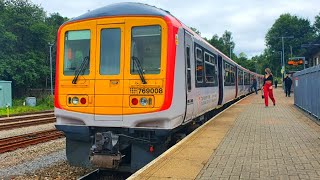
top-left (206, 31), bottom-right (235, 58)
top-left (37, 95), bottom-right (54, 108)
top-left (0, 0), bottom-right (68, 97)
top-left (190, 27), bottom-right (201, 36)
top-left (233, 52), bottom-right (257, 72)
top-left (265, 13), bottom-right (315, 75)
top-left (314, 13), bottom-right (320, 37)
top-left (0, 95), bottom-right (53, 116)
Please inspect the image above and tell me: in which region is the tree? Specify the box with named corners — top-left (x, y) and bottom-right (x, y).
top-left (221, 30), bottom-right (235, 57)
top-left (265, 13), bottom-right (315, 75)
top-left (190, 27), bottom-right (201, 36)
top-left (206, 30), bottom-right (236, 58)
top-left (206, 34), bottom-right (224, 52)
top-left (314, 12), bottom-right (320, 37)
top-left (0, 0), bottom-right (67, 97)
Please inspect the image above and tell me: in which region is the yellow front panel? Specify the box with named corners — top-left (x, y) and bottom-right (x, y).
top-left (95, 80), bottom-right (124, 95)
top-left (58, 17), bottom-right (168, 116)
top-left (59, 79), bottom-right (94, 95)
top-left (95, 95), bottom-right (123, 107)
top-left (57, 20), bottom-right (97, 114)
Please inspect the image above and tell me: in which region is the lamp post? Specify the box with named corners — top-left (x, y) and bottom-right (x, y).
top-left (277, 51), bottom-right (284, 89)
top-left (280, 36), bottom-right (294, 76)
top-left (278, 51), bottom-right (283, 66)
top-left (48, 43), bottom-right (54, 96)
top-left (229, 44), bottom-right (232, 59)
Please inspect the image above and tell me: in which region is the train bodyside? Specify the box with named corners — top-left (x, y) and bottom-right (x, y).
top-left (54, 2), bottom-right (261, 172)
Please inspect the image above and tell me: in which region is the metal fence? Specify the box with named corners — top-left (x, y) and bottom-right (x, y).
top-left (293, 65), bottom-right (320, 120)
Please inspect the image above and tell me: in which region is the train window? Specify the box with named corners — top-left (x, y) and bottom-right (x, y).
top-left (196, 47), bottom-right (203, 83)
top-left (100, 28), bottom-right (121, 75)
top-left (204, 52), bottom-right (218, 86)
top-left (244, 72), bottom-right (250, 85)
top-left (224, 61), bottom-right (235, 86)
top-left (130, 25), bottom-right (161, 74)
top-left (63, 30), bottom-right (90, 76)
top-left (238, 69), bottom-right (244, 85)
top-left (186, 46), bottom-right (191, 91)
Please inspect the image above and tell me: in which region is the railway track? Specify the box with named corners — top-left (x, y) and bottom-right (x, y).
top-left (78, 169), bottom-right (131, 180)
top-left (0, 129), bottom-right (64, 153)
top-left (0, 112), bottom-right (56, 131)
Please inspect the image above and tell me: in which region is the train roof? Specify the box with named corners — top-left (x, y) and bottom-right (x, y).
top-left (69, 2), bottom-right (172, 22)
top-left (68, 2), bottom-right (261, 77)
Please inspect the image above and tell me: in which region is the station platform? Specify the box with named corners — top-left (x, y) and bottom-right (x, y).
top-left (128, 88), bottom-right (320, 179)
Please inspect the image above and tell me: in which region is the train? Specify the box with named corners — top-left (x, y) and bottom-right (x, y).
top-left (54, 2), bottom-right (263, 172)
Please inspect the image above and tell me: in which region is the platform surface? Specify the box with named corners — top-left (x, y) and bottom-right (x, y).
top-left (129, 88), bottom-right (320, 180)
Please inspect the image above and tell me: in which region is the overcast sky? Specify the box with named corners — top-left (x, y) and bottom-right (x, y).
top-left (31, 0), bottom-right (319, 57)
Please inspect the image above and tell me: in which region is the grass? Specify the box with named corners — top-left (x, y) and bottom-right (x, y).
top-left (0, 95), bottom-right (54, 116)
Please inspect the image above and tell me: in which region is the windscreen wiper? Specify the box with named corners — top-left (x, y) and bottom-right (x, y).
top-left (132, 56), bottom-right (147, 84)
top-left (72, 56), bottom-right (89, 84)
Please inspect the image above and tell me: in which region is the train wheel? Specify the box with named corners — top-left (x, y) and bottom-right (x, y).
top-left (66, 137), bottom-right (92, 168)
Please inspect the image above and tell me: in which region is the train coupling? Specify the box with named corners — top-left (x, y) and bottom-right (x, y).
top-left (90, 131), bottom-right (122, 169)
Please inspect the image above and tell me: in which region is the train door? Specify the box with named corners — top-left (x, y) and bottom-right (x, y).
top-left (94, 24), bottom-right (125, 121)
top-left (235, 66), bottom-right (238, 98)
top-left (184, 31), bottom-right (194, 122)
top-left (218, 55), bottom-right (223, 105)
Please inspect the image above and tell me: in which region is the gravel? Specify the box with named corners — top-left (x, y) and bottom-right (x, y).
top-left (0, 150), bottom-right (66, 178)
top-left (0, 123), bottom-right (56, 139)
top-left (11, 160), bottom-right (94, 180)
top-left (0, 123), bottom-right (103, 179)
top-left (0, 137), bottom-right (94, 179)
top-left (0, 138), bottom-right (65, 169)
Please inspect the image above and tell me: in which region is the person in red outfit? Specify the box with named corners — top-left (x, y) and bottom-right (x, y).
top-left (263, 68), bottom-right (276, 107)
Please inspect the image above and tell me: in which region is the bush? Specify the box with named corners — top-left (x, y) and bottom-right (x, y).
top-left (0, 95), bottom-right (54, 116)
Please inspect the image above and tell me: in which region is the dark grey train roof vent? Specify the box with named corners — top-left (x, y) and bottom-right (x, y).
top-left (68, 2), bottom-right (172, 22)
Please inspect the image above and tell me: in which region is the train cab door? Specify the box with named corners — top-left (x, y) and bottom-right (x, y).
top-left (184, 31), bottom-right (194, 122)
top-left (94, 23), bottom-right (125, 121)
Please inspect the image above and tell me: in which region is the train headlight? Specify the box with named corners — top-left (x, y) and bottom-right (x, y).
top-left (140, 97), bottom-right (148, 106)
top-left (72, 97), bottom-right (79, 105)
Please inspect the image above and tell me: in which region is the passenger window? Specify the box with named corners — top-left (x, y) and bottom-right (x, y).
top-left (244, 72), bottom-right (250, 85)
top-left (196, 48), bottom-right (203, 83)
top-left (224, 61), bottom-right (235, 86)
top-left (186, 46), bottom-right (191, 91)
top-left (204, 53), bottom-right (218, 86)
top-left (100, 28), bottom-right (121, 75)
top-left (238, 70), bottom-right (244, 85)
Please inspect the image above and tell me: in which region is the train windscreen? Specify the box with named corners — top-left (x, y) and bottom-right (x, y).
top-left (63, 30), bottom-right (91, 76)
top-left (130, 25), bottom-right (162, 75)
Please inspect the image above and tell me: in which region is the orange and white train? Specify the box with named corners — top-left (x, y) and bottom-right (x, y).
top-left (54, 2), bottom-right (263, 172)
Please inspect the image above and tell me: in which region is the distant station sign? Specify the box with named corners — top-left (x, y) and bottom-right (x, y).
top-left (288, 57), bottom-right (305, 66)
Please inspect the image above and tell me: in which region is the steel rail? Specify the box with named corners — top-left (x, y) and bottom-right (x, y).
top-left (0, 117), bottom-right (56, 131)
top-left (0, 112), bottom-right (55, 124)
top-left (0, 129), bottom-right (64, 153)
